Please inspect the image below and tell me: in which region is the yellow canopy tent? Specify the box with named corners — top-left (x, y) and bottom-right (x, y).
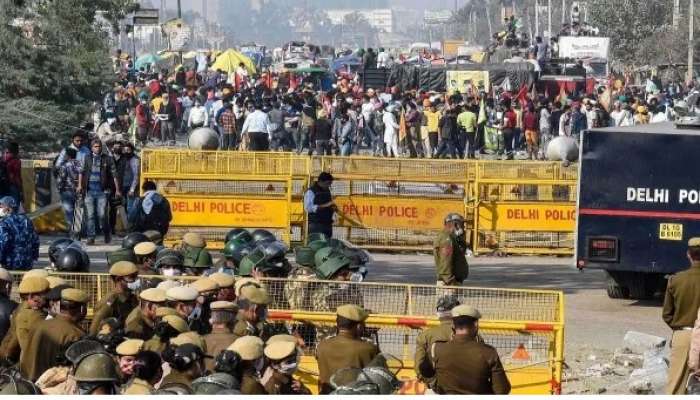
top-left (210, 49), bottom-right (256, 75)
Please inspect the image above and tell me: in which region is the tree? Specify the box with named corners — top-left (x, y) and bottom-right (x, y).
top-left (0, 0), bottom-right (125, 153)
top-left (588, 0), bottom-right (675, 66)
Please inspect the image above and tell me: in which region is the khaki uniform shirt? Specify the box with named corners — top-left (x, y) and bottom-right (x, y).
top-left (663, 262), bottom-right (700, 329)
top-left (89, 291), bottom-right (139, 335)
top-left (261, 368), bottom-right (311, 395)
top-left (0, 302), bottom-right (45, 362)
top-left (430, 335), bottom-right (510, 395)
top-left (203, 326), bottom-right (237, 371)
top-left (20, 315), bottom-right (85, 381)
top-left (415, 320), bottom-right (453, 386)
top-left (123, 377), bottom-right (154, 394)
top-left (158, 370), bottom-right (194, 393)
top-left (241, 369), bottom-right (267, 395)
top-left (143, 335), bottom-right (167, 354)
top-left (124, 307), bottom-right (155, 340)
top-left (433, 230), bottom-right (469, 285)
top-left (316, 331), bottom-right (380, 394)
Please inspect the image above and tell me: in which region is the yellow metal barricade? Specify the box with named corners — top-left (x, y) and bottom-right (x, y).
top-left (140, 150), bottom-right (309, 247)
top-left (314, 156), bottom-right (475, 250)
top-left (473, 161), bottom-right (578, 255)
top-left (9, 271), bottom-right (564, 394)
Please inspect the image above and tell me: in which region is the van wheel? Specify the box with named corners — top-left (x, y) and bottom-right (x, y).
top-left (606, 271), bottom-right (629, 299)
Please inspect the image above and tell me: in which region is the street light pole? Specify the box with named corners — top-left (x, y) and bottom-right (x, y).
top-left (689, 0), bottom-right (695, 83)
top-left (177, 0), bottom-right (182, 18)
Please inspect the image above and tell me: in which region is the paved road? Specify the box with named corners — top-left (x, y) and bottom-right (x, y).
top-left (36, 235), bottom-right (669, 353)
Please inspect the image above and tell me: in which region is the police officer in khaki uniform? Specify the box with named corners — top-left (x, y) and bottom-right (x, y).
top-left (228, 336), bottom-right (267, 394)
top-left (190, 277), bottom-right (219, 334)
top-left (434, 213), bottom-right (469, 286)
top-left (209, 272), bottom-right (236, 302)
top-left (233, 286), bottom-right (270, 340)
top-left (166, 285), bottom-right (199, 323)
top-left (664, 237), bottom-right (700, 394)
top-left (159, 341), bottom-right (206, 394)
top-left (115, 339), bottom-right (144, 385)
top-left (0, 268), bottom-right (18, 340)
top-left (0, 276), bottom-right (49, 362)
top-left (125, 287), bottom-right (167, 340)
top-left (20, 288), bottom-right (89, 381)
top-left (261, 340), bottom-right (311, 394)
top-left (89, 261), bottom-right (140, 335)
top-left (134, 241), bottom-right (158, 275)
top-left (316, 304), bottom-right (380, 394)
top-left (415, 295), bottom-right (460, 388)
top-left (143, 313), bottom-right (189, 354)
top-left (203, 301), bottom-right (238, 371)
top-left (122, 350), bottom-right (162, 394)
top-left (181, 233), bottom-right (213, 273)
top-left (420, 304), bottom-right (510, 395)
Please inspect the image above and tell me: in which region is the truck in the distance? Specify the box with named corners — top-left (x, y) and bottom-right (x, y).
top-left (576, 122), bottom-right (700, 299)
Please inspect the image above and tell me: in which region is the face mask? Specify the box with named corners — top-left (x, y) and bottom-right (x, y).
top-left (140, 100), bottom-right (147, 105)
top-left (163, 100), bottom-right (169, 106)
top-left (126, 278), bottom-right (142, 291)
top-left (454, 227), bottom-right (465, 237)
top-left (0, 209), bottom-right (7, 218)
top-left (277, 360), bottom-right (298, 375)
top-left (162, 268), bottom-right (180, 277)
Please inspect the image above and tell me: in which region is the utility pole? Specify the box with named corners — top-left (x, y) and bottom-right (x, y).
top-left (535, 0), bottom-right (540, 37)
top-left (177, 0), bottom-right (182, 18)
top-left (689, 0), bottom-right (695, 83)
top-left (674, 0), bottom-right (682, 29)
top-left (548, 0), bottom-right (552, 38)
top-left (561, 0), bottom-right (566, 26)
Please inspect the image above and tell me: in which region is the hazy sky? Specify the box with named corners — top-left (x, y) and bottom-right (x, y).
top-left (174, 0), bottom-right (468, 13)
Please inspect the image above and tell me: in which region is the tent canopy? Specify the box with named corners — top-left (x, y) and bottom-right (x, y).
top-left (210, 49), bottom-right (256, 75)
top-left (135, 53), bottom-right (162, 70)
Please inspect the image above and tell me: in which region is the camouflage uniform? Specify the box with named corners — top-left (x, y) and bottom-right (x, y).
top-left (0, 213), bottom-right (40, 270)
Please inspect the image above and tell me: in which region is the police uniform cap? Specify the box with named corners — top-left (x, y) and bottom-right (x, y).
top-left (451, 304), bottom-right (482, 319)
top-left (0, 268), bottom-right (11, 282)
top-left (45, 276), bottom-right (66, 289)
top-left (139, 288), bottom-right (166, 303)
top-left (18, 276), bottom-right (49, 294)
top-left (689, 237), bottom-right (700, 247)
top-left (336, 304), bottom-right (369, 322)
top-left (266, 334), bottom-right (298, 345)
top-left (210, 301), bottom-right (237, 311)
top-left (109, 261), bottom-right (138, 276)
top-left (23, 269), bottom-right (49, 279)
top-left (157, 280), bottom-right (181, 291)
top-left (191, 277), bottom-right (219, 293)
top-left (209, 272), bottom-right (235, 288)
top-left (162, 315), bottom-right (189, 333)
top-left (170, 331), bottom-right (207, 352)
top-left (183, 232), bottom-right (206, 248)
top-left (116, 339), bottom-right (144, 356)
top-left (240, 286), bottom-right (270, 305)
top-left (46, 284), bottom-right (72, 301)
top-left (134, 242), bottom-right (157, 256)
top-left (61, 288), bottom-right (89, 303)
top-left (228, 336), bottom-right (264, 361)
top-left (166, 285), bottom-right (199, 302)
top-left (155, 306), bottom-right (178, 318)
top-left (234, 277), bottom-right (261, 298)
top-left (264, 341), bottom-right (296, 361)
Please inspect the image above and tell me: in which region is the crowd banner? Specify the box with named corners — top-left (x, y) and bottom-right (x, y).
top-left (8, 271), bottom-right (565, 395)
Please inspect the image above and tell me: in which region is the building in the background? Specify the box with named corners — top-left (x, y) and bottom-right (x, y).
top-left (326, 9), bottom-right (395, 33)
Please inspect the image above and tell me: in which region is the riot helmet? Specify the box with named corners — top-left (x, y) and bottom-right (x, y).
top-left (192, 373), bottom-right (240, 394)
top-left (122, 232), bottom-right (149, 250)
top-left (55, 247), bottom-right (90, 272)
top-left (251, 229), bottom-right (276, 244)
top-left (225, 228), bottom-right (254, 244)
top-left (48, 238), bottom-right (76, 266)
